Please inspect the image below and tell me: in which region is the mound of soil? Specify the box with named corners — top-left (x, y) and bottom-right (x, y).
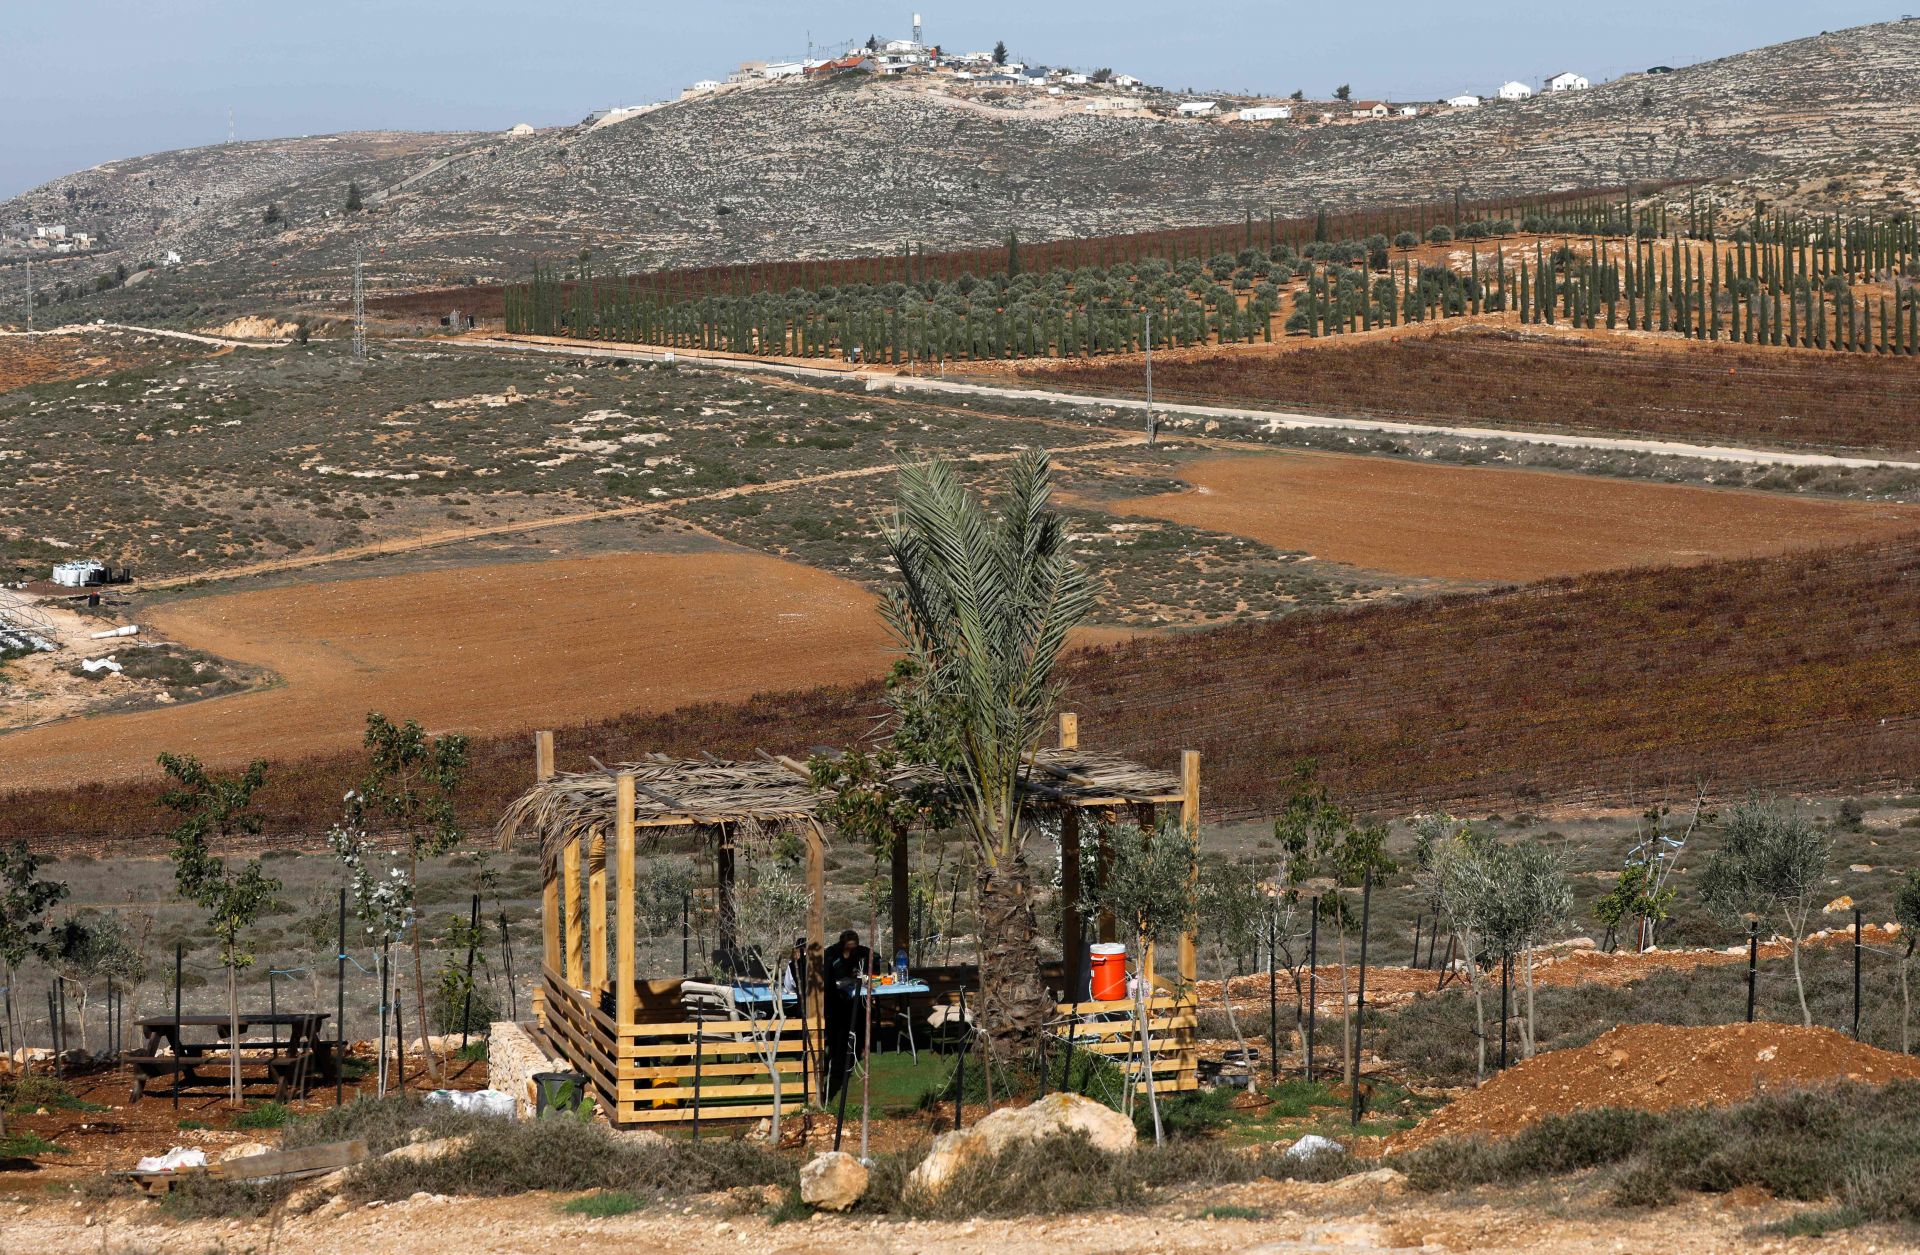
top-left (1396, 1022), bottom-right (1920, 1149)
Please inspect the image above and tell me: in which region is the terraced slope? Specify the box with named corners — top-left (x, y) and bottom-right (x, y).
top-left (3, 21), bottom-right (1917, 318)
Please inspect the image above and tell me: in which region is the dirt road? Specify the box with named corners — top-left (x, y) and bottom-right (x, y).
top-left (2, 1178), bottom-right (1878, 1254)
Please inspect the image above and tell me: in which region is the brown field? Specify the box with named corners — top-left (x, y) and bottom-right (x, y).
top-left (9, 534), bottom-right (1920, 848)
top-left (1021, 325), bottom-right (1920, 455)
top-left (0, 329), bottom-right (211, 390)
top-left (0, 551), bottom-right (897, 792)
top-left (1114, 451), bottom-right (1920, 581)
top-left (0, 550), bottom-right (1138, 797)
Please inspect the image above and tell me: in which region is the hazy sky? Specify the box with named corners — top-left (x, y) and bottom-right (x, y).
top-left (1, 1), bottom-right (1896, 199)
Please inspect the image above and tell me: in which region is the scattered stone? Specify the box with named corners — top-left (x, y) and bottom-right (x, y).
top-left (799, 1151), bottom-right (869, 1211)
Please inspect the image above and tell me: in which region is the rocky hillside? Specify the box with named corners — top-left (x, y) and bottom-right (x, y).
top-left (5, 20), bottom-right (1917, 320)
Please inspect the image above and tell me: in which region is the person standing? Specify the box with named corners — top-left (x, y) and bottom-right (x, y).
top-left (824, 929), bottom-right (873, 1097)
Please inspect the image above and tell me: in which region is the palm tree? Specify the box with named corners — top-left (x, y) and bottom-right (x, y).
top-left (881, 452), bottom-right (1093, 1060)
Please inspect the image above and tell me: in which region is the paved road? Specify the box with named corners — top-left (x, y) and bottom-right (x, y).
top-left (453, 334), bottom-right (1920, 472)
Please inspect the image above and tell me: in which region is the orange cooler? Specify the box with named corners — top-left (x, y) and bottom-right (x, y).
top-left (1089, 943), bottom-right (1127, 1001)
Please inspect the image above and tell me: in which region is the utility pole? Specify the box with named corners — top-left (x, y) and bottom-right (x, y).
top-left (228, 107), bottom-right (235, 145)
top-left (1143, 304), bottom-right (1156, 444)
top-left (23, 258), bottom-right (32, 332)
top-left (351, 249), bottom-right (367, 363)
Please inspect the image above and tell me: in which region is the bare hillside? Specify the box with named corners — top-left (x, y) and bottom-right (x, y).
top-left (4, 21), bottom-right (1917, 320)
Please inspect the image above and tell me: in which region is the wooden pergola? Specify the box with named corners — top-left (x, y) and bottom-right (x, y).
top-left (496, 715), bottom-right (1200, 1128)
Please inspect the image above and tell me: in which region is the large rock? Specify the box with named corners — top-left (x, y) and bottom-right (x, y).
top-left (381, 1135), bottom-right (474, 1164)
top-left (798, 1151), bottom-right (868, 1211)
top-left (906, 1093), bottom-right (1136, 1198)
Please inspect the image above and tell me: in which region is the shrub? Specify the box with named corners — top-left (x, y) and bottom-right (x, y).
top-left (1143, 1086), bottom-right (1236, 1140)
top-left (1426, 225), bottom-right (1454, 244)
top-left (1401, 1082), bottom-right (1920, 1232)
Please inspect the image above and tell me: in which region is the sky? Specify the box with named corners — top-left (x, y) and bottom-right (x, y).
top-left (0, 0), bottom-right (1899, 200)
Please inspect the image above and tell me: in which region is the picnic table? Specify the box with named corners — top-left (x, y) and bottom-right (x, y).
top-left (127, 1013), bottom-right (337, 1103)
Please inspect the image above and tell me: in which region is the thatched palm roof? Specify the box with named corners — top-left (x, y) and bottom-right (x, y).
top-left (496, 749), bottom-right (1185, 863)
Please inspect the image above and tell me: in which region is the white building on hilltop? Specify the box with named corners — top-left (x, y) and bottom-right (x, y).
top-left (1238, 105), bottom-right (1292, 121)
top-left (1547, 71), bottom-right (1591, 92)
top-left (1497, 80), bottom-right (1534, 100)
top-left (1176, 100), bottom-right (1218, 116)
top-left (1447, 94), bottom-right (1481, 109)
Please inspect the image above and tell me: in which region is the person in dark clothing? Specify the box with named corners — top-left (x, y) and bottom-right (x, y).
top-left (823, 929), bottom-right (873, 1098)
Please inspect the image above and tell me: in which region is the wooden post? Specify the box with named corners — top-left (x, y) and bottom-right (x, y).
top-left (1178, 750), bottom-right (1200, 984)
top-left (537, 731), bottom-right (560, 976)
top-left (716, 828), bottom-right (737, 962)
top-left (890, 825), bottom-right (911, 964)
top-left (804, 819), bottom-right (828, 1100)
top-left (562, 839), bottom-right (584, 990)
top-left (615, 775), bottom-right (637, 1033)
top-left (589, 836), bottom-right (608, 993)
top-left (1059, 713), bottom-right (1083, 988)
top-left (1061, 809), bottom-right (1083, 988)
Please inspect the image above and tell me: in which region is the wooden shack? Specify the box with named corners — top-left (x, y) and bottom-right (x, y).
top-left (496, 716), bottom-right (1200, 1128)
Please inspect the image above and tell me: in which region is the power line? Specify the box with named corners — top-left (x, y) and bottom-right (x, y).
top-left (352, 249), bottom-right (367, 363)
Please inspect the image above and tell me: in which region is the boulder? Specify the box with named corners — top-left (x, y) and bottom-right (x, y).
top-left (381, 1135), bottom-right (474, 1164)
top-left (906, 1093), bottom-right (1136, 1198)
top-left (220, 1142), bottom-right (275, 1164)
top-left (286, 1169), bottom-right (349, 1214)
top-left (798, 1151), bottom-right (868, 1211)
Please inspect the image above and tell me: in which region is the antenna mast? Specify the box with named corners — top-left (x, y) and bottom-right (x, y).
top-left (351, 250), bottom-right (367, 363)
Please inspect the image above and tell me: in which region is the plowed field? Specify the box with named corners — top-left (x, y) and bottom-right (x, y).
top-left (0, 552), bottom-right (895, 790)
top-left (1116, 452), bottom-right (1920, 581)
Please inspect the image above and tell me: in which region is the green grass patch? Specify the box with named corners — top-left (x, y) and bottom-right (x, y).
top-left (559, 1189), bottom-right (643, 1217)
top-left (0, 1130), bottom-right (70, 1157)
top-left (235, 1101), bottom-right (293, 1129)
top-left (1197, 1204), bottom-right (1265, 1220)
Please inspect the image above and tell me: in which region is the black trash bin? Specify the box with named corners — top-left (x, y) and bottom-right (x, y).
top-left (532, 1069), bottom-right (591, 1116)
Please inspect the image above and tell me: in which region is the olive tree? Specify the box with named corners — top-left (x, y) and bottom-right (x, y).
top-left (159, 754), bottom-right (281, 1107)
top-left (0, 842), bottom-right (67, 1134)
top-left (342, 714), bottom-right (470, 1083)
top-left (1078, 819), bottom-right (1196, 1143)
top-left (1196, 856), bottom-right (1267, 1090)
top-left (1698, 797), bottom-right (1831, 1027)
top-left (46, 911), bottom-right (144, 1057)
top-left (1896, 870), bottom-right (1920, 1054)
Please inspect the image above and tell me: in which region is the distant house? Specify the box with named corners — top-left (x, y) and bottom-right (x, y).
top-left (761, 62), bottom-right (804, 79)
top-left (35, 224), bottom-right (66, 240)
top-left (883, 38), bottom-right (921, 54)
top-left (1238, 105), bottom-right (1292, 121)
top-left (1547, 71), bottom-right (1590, 92)
top-left (1646, 65), bottom-right (1675, 75)
top-left (976, 73), bottom-right (1021, 85)
top-left (686, 79), bottom-right (722, 94)
top-left (1176, 100), bottom-right (1219, 117)
top-left (1497, 80), bottom-right (1534, 100)
top-left (808, 55), bottom-right (869, 77)
top-left (1447, 94), bottom-right (1482, 109)
top-left (1111, 74), bottom-right (1141, 87)
top-left (1396, 104), bottom-right (1419, 117)
top-left (1350, 100), bottom-right (1389, 118)
top-left (1060, 72), bottom-right (1089, 85)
